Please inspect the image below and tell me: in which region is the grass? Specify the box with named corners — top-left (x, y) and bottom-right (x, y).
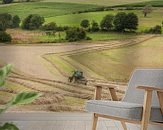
top-left (0, 2), bottom-right (99, 18)
top-left (42, 0), bottom-right (151, 6)
top-left (88, 32), bottom-right (138, 41)
top-left (69, 36), bottom-right (163, 82)
top-left (46, 8), bottom-right (163, 32)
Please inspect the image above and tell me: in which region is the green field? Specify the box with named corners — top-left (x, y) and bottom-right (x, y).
top-left (88, 32), bottom-right (137, 41)
top-left (42, 0), bottom-right (151, 6)
top-left (0, 0), bottom-right (162, 32)
top-left (69, 36), bottom-right (163, 82)
top-left (46, 8), bottom-right (163, 31)
top-left (0, 0), bottom-right (158, 7)
top-left (0, 2), bottom-right (99, 18)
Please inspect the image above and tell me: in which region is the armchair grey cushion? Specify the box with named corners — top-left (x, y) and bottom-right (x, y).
top-left (86, 100), bottom-right (163, 122)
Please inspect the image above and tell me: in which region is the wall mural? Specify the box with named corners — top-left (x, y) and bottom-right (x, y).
top-left (0, 0), bottom-right (163, 119)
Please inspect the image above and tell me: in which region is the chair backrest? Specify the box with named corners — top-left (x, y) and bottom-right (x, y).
top-left (123, 69), bottom-right (163, 107)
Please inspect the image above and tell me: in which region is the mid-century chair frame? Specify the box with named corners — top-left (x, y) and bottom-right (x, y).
top-left (91, 83), bottom-right (163, 130)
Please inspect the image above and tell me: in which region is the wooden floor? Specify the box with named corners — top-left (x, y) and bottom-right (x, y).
top-left (0, 112), bottom-right (139, 130)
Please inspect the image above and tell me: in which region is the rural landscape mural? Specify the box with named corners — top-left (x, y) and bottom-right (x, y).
top-left (0, 0), bottom-right (163, 112)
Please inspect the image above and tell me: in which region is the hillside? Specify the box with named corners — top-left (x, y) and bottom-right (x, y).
top-left (41, 0), bottom-right (152, 6)
top-left (0, 2), bottom-right (99, 18)
top-left (69, 36), bottom-right (163, 82)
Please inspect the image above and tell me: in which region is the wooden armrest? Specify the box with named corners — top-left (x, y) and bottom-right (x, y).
top-left (137, 86), bottom-right (163, 92)
top-left (93, 82), bottom-right (117, 89)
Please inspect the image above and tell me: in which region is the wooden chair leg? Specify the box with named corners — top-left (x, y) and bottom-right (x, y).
top-left (141, 90), bottom-right (152, 130)
top-left (92, 113), bottom-right (98, 130)
top-left (109, 88), bottom-right (118, 101)
top-left (157, 91), bottom-right (163, 114)
top-left (121, 121), bottom-right (127, 130)
top-left (91, 86), bottom-right (101, 130)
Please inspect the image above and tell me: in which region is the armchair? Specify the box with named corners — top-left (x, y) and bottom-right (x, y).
top-left (86, 69), bottom-right (163, 130)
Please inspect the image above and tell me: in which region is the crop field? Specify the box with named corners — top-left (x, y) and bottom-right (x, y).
top-left (0, 44), bottom-right (123, 112)
top-left (69, 36), bottom-right (163, 82)
top-left (0, 70), bottom-right (117, 111)
top-left (43, 35), bottom-right (154, 81)
top-left (0, 71), bottom-right (92, 111)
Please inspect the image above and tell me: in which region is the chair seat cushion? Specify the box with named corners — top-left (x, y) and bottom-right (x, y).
top-left (86, 100), bottom-right (163, 122)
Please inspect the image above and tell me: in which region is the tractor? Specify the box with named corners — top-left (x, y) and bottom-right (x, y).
top-left (68, 70), bottom-right (88, 85)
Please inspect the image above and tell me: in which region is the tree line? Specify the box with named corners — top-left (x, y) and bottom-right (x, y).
top-left (80, 12), bottom-right (139, 32)
top-left (0, 12), bottom-right (162, 43)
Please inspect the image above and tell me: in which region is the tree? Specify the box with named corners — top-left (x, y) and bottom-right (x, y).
top-left (0, 31), bottom-right (12, 42)
top-left (66, 27), bottom-right (87, 42)
top-left (22, 14), bottom-right (45, 30)
top-left (143, 4), bottom-right (152, 17)
top-left (41, 22), bottom-right (57, 30)
top-left (100, 14), bottom-right (114, 31)
top-left (0, 13), bottom-right (12, 28)
top-left (12, 15), bottom-right (21, 28)
top-left (2, 0), bottom-right (13, 4)
top-left (80, 19), bottom-right (90, 29)
top-left (125, 13), bottom-right (138, 31)
top-left (148, 25), bottom-right (162, 34)
top-left (0, 13), bottom-right (13, 43)
top-left (0, 21), bottom-right (7, 31)
top-left (91, 20), bottom-right (99, 32)
top-left (113, 12), bottom-right (127, 32)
